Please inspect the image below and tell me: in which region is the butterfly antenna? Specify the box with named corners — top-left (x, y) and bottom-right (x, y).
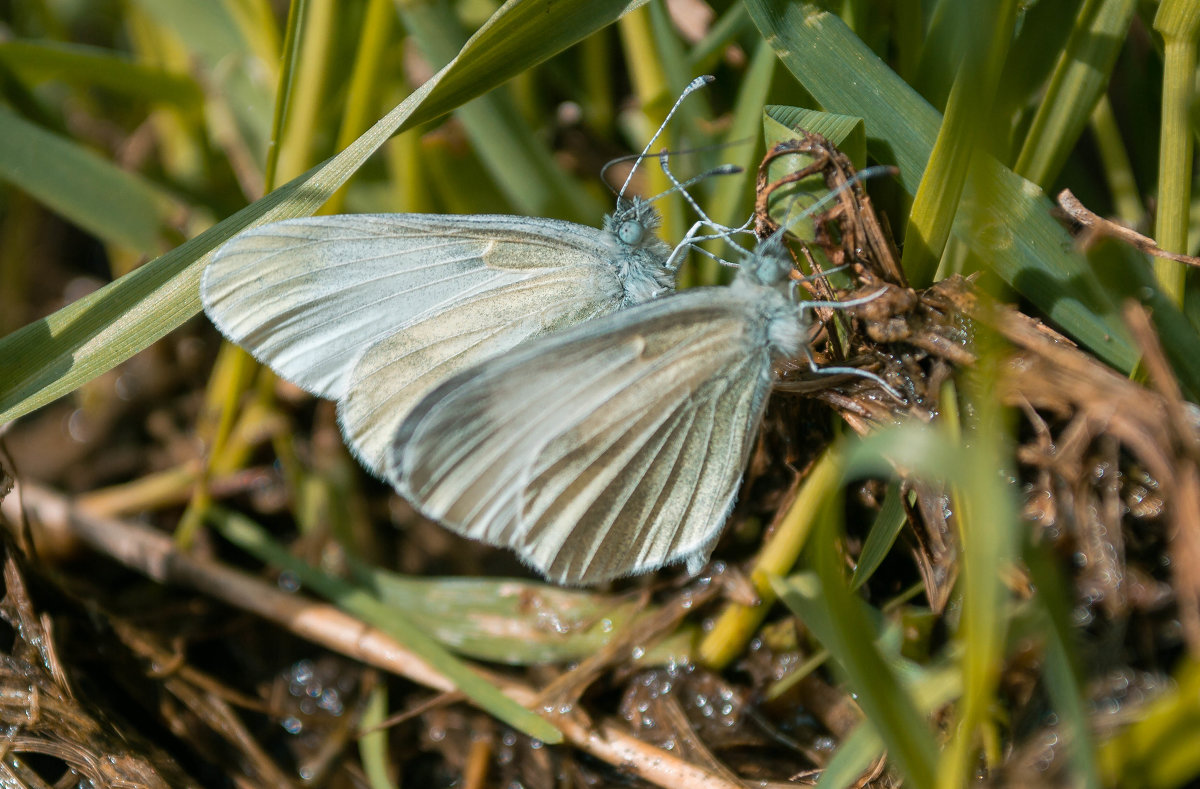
top-left (657, 149), bottom-right (719, 224)
top-left (796, 288), bottom-right (889, 314)
top-left (653, 159), bottom-right (749, 236)
top-left (797, 263), bottom-right (850, 282)
top-left (599, 138), bottom-right (754, 189)
top-left (655, 152), bottom-right (753, 237)
top-left (654, 151), bottom-right (755, 269)
top-left (614, 75), bottom-right (715, 203)
top-left (663, 222), bottom-right (751, 270)
top-left (795, 341), bottom-right (903, 400)
top-left (646, 162), bottom-right (741, 203)
top-left (604, 138), bottom-right (754, 168)
top-left (795, 288), bottom-right (904, 400)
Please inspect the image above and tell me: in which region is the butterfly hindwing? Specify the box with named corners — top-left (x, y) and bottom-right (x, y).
top-left (392, 288), bottom-right (779, 585)
top-left (336, 266), bottom-right (624, 475)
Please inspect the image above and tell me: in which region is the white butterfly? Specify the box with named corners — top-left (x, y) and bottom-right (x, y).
top-left (389, 238), bottom-right (891, 585)
top-left (201, 201), bottom-right (677, 476)
top-left (201, 77), bottom-right (722, 478)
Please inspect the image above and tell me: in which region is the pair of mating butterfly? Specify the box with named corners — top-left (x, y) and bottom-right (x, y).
top-left (202, 79), bottom-right (890, 586)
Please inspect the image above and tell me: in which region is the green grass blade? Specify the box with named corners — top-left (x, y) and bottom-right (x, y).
top-left (995, 0), bottom-right (1082, 120)
top-left (763, 3), bottom-right (938, 190)
top-left (849, 481), bottom-right (906, 590)
top-left (398, 3), bottom-right (602, 221)
top-left (131, 0), bottom-right (274, 160)
top-left (698, 448), bottom-right (842, 669)
top-left (744, 0), bottom-right (1137, 372)
top-left (910, 0), bottom-right (959, 110)
top-left (774, 552), bottom-right (939, 786)
top-left (815, 662), bottom-right (964, 789)
top-left (1013, 0), bottom-right (1137, 187)
top-left (578, 31), bottom-right (615, 136)
top-left (352, 561), bottom-right (647, 665)
top-left (407, 0), bottom-right (651, 154)
top-left (225, 0), bottom-right (282, 66)
top-left (890, 0), bottom-right (923, 83)
top-left (210, 508), bottom-right (563, 743)
top-left (1151, 0), bottom-right (1200, 303)
top-left (0, 39), bottom-right (203, 106)
top-left (764, 106), bottom-right (867, 167)
top-left (901, 0), bottom-right (1016, 284)
top-left (130, 0), bottom-right (254, 64)
top-left (0, 105), bottom-right (181, 254)
top-left (1097, 658), bottom-right (1200, 787)
top-left (687, 2), bottom-right (751, 74)
top-left (844, 422), bottom-right (960, 483)
top-left (1089, 95), bottom-right (1145, 226)
top-left (647, 0), bottom-right (694, 111)
top-left (1023, 540), bottom-right (1101, 789)
top-left (263, 0), bottom-right (311, 190)
top-left (326, 0), bottom-right (394, 214)
top-left (815, 720), bottom-right (884, 789)
top-left (844, 400), bottom-right (1020, 787)
top-left (358, 684), bottom-right (397, 789)
top-left (1098, 243), bottom-right (1200, 401)
top-left (275, 0), bottom-right (336, 184)
top-left (938, 358), bottom-right (1020, 788)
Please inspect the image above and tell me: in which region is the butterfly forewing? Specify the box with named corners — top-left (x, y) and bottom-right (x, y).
top-left (203, 212), bottom-right (674, 476)
top-left (392, 290), bottom-right (780, 585)
top-left (201, 213), bottom-right (644, 401)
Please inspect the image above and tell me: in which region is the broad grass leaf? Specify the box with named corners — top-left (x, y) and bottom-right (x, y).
top-left (0, 105), bottom-right (182, 255)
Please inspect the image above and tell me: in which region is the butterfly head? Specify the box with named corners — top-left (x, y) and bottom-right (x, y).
top-left (740, 237), bottom-right (795, 288)
top-left (604, 198), bottom-right (674, 305)
top-left (606, 197), bottom-right (662, 250)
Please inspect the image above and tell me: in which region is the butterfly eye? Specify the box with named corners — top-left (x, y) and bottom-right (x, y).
top-left (752, 255), bottom-right (784, 285)
top-left (616, 219), bottom-right (645, 246)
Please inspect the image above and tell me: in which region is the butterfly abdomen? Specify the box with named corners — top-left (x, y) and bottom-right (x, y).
top-left (767, 306), bottom-right (806, 360)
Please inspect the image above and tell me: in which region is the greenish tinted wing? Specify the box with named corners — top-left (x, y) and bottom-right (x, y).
top-left (201, 213), bottom-right (619, 399)
top-left (518, 351), bottom-right (768, 585)
top-left (392, 289), bottom-right (774, 585)
top-left (338, 267), bottom-right (623, 476)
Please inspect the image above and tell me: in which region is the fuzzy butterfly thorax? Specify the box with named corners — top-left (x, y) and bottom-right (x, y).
top-left (603, 197), bottom-right (674, 306)
top-left (730, 244), bottom-right (807, 361)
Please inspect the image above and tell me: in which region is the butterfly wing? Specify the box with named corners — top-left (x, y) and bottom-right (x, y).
top-left (337, 264), bottom-right (623, 475)
top-left (391, 289), bottom-right (776, 585)
top-left (201, 213), bottom-right (631, 401)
